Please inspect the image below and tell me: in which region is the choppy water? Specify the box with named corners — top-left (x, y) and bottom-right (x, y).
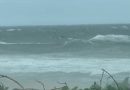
top-left (0, 24), bottom-right (130, 74)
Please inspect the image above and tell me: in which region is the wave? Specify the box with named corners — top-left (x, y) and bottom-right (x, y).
top-left (111, 26), bottom-right (118, 29)
top-left (63, 38), bottom-right (87, 46)
top-left (0, 41), bottom-right (52, 45)
top-left (111, 25), bottom-right (129, 30)
top-left (121, 25), bottom-right (129, 29)
top-left (0, 55), bottom-right (130, 74)
top-left (63, 34), bottom-right (130, 46)
top-left (89, 34), bottom-right (130, 43)
top-left (6, 28), bottom-right (22, 32)
top-left (2, 34), bottom-right (129, 46)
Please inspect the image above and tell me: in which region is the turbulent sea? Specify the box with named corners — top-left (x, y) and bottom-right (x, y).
top-left (0, 24), bottom-right (130, 74)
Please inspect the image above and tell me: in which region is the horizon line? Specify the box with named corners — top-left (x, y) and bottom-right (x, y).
top-left (0, 23), bottom-right (130, 27)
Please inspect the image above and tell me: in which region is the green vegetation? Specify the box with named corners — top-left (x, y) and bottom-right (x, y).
top-left (0, 83), bottom-right (8, 90)
top-left (0, 69), bottom-right (130, 90)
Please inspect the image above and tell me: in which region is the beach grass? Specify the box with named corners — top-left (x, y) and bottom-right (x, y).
top-left (0, 69), bottom-right (130, 90)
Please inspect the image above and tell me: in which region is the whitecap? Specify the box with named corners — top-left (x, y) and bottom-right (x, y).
top-left (6, 29), bottom-right (16, 31)
top-left (0, 55), bottom-right (130, 74)
top-left (0, 41), bottom-right (13, 44)
top-left (121, 25), bottom-right (129, 29)
top-left (111, 26), bottom-right (118, 29)
top-left (6, 28), bottom-right (22, 32)
top-left (88, 34), bottom-right (130, 43)
top-left (63, 38), bottom-right (87, 46)
top-left (0, 41), bottom-right (53, 45)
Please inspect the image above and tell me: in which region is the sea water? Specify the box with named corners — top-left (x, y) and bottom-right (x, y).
top-left (0, 24), bottom-right (130, 75)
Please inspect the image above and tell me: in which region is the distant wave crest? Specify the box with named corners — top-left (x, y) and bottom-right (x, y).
top-left (0, 41), bottom-right (51, 45)
top-left (64, 34), bottom-right (130, 46)
top-left (6, 28), bottom-right (22, 32)
top-left (0, 41), bottom-right (9, 44)
top-left (89, 34), bottom-right (130, 43)
top-left (63, 38), bottom-right (87, 46)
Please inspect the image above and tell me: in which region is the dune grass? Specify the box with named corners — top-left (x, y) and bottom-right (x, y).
top-left (0, 69), bottom-right (130, 90)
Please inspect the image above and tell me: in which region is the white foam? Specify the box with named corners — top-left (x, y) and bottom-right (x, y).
top-left (0, 41), bottom-right (12, 44)
top-left (111, 25), bottom-right (129, 30)
top-left (89, 34), bottom-right (130, 43)
top-left (0, 41), bottom-right (52, 45)
top-left (121, 25), bottom-right (129, 29)
top-left (7, 29), bottom-right (16, 31)
top-left (64, 38), bottom-right (87, 46)
top-left (6, 28), bottom-right (22, 32)
top-left (0, 55), bottom-right (130, 75)
top-left (111, 26), bottom-right (118, 29)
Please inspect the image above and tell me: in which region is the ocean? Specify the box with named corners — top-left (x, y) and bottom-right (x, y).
top-left (0, 24), bottom-right (130, 74)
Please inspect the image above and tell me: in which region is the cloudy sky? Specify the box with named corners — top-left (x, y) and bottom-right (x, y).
top-left (0, 0), bottom-right (130, 26)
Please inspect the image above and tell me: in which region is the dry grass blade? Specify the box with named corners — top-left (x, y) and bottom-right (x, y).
top-left (57, 81), bottom-right (68, 87)
top-left (100, 70), bottom-right (104, 90)
top-left (101, 69), bottom-right (119, 90)
top-left (36, 80), bottom-right (45, 90)
top-left (0, 74), bottom-right (24, 90)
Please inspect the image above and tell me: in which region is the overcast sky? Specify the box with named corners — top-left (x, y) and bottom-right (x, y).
top-left (0, 0), bottom-right (130, 26)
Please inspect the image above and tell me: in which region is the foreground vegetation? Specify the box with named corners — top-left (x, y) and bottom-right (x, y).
top-left (0, 69), bottom-right (130, 90)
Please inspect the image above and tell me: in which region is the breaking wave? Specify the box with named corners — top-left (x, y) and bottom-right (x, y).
top-left (63, 34), bottom-right (130, 46)
top-left (89, 34), bottom-right (130, 43)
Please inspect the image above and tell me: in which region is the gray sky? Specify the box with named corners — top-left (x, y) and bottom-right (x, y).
top-left (0, 0), bottom-right (130, 26)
